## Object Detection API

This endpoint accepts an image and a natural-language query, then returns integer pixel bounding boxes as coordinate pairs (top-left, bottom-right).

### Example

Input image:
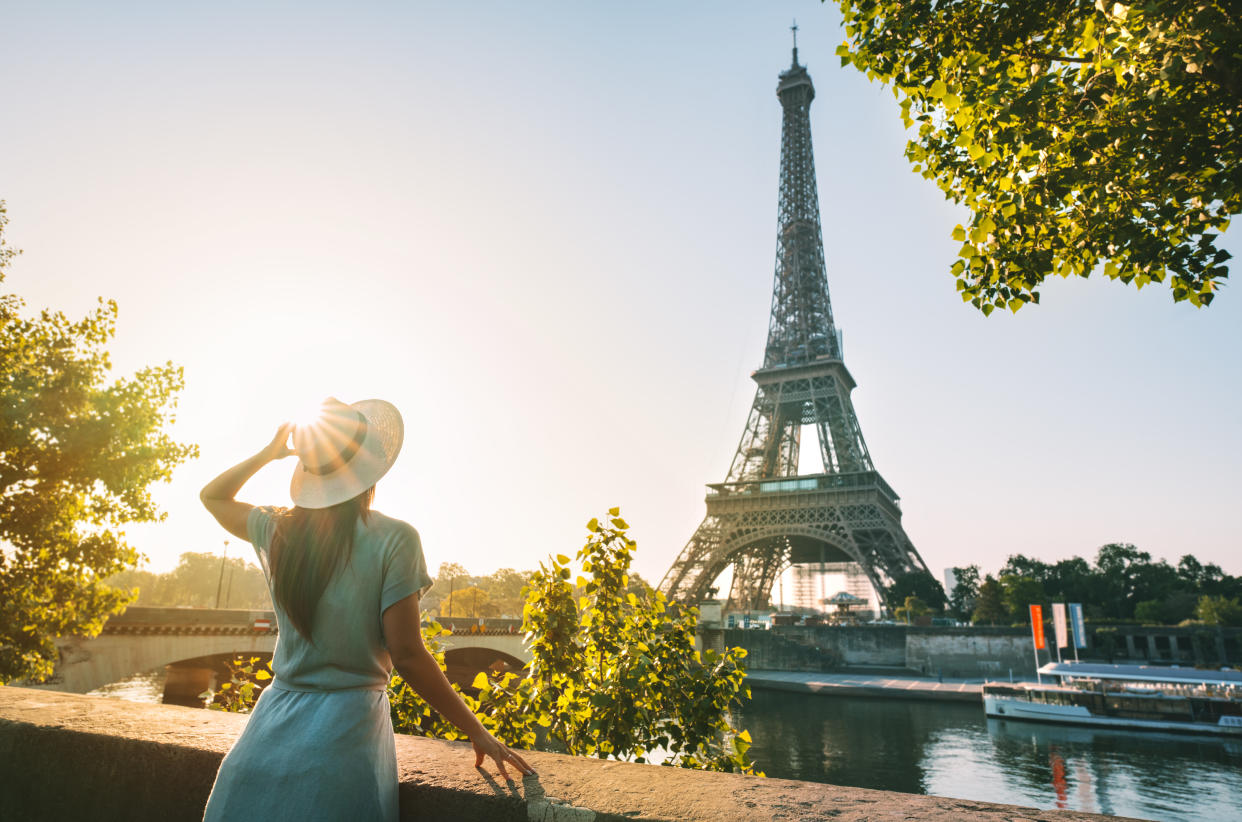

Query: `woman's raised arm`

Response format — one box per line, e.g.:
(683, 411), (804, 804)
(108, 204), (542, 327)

(200, 423), (295, 540)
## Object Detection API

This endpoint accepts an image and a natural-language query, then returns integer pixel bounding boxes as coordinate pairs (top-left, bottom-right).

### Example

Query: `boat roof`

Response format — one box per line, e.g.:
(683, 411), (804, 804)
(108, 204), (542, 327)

(1040, 662), (1242, 686)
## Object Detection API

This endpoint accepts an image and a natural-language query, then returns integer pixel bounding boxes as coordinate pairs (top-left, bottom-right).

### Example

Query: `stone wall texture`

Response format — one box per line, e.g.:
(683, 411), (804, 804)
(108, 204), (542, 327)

(724, 624), (1242, 678)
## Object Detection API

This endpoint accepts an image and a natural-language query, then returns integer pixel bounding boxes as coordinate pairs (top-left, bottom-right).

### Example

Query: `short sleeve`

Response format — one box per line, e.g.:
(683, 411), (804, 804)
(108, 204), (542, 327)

(246, 506), (281, 577)
(381, 523), (433, 613)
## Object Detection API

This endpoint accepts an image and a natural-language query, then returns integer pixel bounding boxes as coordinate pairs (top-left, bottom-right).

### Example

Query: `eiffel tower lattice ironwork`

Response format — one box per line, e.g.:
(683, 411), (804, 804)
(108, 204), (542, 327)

(659, 42), (931, 613)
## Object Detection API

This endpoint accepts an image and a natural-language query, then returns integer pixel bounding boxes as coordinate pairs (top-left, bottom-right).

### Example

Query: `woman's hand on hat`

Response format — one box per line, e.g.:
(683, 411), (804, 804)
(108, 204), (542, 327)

(471, 729), (536, 781)
(259, 422), (296, 463)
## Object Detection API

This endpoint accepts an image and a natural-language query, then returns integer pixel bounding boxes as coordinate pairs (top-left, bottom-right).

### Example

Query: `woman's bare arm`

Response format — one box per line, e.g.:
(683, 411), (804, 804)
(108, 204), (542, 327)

(382, 592), (535, 780)
(200, 423), (294, 540)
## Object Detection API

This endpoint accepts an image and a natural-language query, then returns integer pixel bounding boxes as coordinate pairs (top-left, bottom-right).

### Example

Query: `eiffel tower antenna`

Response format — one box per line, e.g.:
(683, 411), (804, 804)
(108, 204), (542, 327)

(659, 44), (931, 616)
(791, 20), (799, 65)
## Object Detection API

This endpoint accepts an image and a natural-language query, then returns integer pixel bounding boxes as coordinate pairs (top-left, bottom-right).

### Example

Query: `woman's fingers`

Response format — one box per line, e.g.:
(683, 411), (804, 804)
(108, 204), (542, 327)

(269, 422), (295, 459)
(493, 754), (512, 782)
(507, 749), (536, 776)
(473, 739), (536, 780)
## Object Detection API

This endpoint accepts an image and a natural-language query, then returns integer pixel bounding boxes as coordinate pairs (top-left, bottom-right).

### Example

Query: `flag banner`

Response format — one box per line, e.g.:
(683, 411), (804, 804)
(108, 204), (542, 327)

(1052, 603), (1068, 648)
(1030, 604), (1046, 650)
(1069, 602), (1087, 649)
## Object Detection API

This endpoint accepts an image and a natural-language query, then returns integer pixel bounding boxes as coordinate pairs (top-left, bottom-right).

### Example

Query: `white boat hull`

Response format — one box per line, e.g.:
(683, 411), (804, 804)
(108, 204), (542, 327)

(984, 694), (1242, 737)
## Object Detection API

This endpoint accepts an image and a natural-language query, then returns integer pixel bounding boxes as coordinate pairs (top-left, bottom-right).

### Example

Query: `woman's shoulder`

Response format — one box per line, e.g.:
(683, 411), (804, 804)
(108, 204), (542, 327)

(363, 510), (420, 543)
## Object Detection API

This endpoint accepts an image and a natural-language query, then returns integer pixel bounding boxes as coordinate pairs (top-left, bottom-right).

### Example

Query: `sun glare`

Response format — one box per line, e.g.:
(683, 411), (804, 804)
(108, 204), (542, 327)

(290, 398), (328, 431)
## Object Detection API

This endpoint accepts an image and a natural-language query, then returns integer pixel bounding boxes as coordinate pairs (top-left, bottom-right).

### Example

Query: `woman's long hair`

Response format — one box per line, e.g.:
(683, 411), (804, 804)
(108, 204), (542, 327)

(270, 486), (375, 640)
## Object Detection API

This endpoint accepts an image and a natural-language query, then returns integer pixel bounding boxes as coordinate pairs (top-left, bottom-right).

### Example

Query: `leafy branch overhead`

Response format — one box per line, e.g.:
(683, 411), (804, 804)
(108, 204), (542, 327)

(831, 0), (1239, 313)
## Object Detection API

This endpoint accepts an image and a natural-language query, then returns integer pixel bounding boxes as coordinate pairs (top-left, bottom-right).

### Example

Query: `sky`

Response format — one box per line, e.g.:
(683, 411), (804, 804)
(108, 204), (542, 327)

(3, 1), (1239, 592)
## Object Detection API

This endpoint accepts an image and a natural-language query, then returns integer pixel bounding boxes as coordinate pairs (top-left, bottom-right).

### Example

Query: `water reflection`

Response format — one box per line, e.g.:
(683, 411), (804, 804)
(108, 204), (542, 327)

(735, 689), (1242, 822)
(87, 669), (167, 703)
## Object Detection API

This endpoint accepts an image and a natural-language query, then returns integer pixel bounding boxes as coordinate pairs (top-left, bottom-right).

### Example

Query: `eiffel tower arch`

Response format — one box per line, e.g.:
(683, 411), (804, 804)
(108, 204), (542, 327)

(659, 38), (931, 613)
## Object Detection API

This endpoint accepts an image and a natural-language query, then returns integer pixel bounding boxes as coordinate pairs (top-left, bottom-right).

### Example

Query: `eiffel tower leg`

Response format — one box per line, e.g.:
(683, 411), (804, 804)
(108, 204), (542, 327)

(660, 515), (726, 602)
(839, 503), (930, 609)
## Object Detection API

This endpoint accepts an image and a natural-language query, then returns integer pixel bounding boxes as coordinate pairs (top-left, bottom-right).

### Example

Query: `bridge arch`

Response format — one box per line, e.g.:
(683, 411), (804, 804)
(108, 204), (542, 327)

(45, 632), (276, 695)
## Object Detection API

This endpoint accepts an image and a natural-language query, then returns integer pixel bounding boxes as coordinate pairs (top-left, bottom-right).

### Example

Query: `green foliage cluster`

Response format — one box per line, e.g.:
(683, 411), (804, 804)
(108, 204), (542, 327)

(107, 551), (272, 610)
(436, 585), (499, 619)
(886, 569), (948, 611)
(972, 575), (1008, 625)
(0, 203), (197, 684)
(894, 595), (932, 624)
(201, 655), (273, 713)
(426, 561), (653, 621)
(397, 511), (760, 774)
(1195, 594), (1242, 627)
(973, 543), (1242, 624)
(426, 564), (530, 618)
(832, 0), (1239, 312)
(946, 564), (981, 621)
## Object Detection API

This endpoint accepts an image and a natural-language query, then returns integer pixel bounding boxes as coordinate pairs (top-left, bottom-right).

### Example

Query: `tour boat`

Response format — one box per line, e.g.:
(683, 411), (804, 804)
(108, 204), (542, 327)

(983, 662), (1242, 736)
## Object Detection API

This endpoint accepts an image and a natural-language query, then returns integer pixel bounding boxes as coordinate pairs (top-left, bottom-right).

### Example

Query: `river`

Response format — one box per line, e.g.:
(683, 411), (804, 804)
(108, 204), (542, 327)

(89, 670), (1242, 821)
(734, 688), (1242, 822)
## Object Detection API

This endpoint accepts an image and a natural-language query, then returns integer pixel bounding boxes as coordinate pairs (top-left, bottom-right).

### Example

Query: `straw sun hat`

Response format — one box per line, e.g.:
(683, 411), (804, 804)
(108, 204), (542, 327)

(289, 398), (404, 509)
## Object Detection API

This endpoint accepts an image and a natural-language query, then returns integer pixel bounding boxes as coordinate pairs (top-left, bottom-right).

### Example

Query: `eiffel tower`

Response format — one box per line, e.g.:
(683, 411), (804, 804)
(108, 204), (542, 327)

(659, 36), (931, 613)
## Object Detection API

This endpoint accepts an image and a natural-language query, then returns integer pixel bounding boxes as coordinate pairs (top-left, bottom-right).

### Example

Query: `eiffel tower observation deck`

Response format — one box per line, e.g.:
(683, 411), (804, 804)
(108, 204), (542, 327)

(659, 37), (932, 614)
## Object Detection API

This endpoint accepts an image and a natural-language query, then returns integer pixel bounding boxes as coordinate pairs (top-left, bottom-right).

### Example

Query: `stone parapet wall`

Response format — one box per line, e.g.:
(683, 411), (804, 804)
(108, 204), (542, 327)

(723, 625), (1242, 679)
(0, 687), (1124, 822)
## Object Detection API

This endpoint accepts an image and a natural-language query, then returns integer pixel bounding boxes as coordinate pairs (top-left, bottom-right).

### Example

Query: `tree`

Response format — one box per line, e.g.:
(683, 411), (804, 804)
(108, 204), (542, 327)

(999, 574), (1046, 623)
(832, 1), (1239, 313)
(947, 564), (980, 621)
(972, 574), (1006, 625)
(483, 567), (533, 618)
(895, 595), (932, 625)
(1134, 598), (1166, 624)
(1196, 594), (1242, 627)
(1094, 542), (1152, 617)
(436, 585), (498, 619)
(0, 203), (197, 683)
(108, 551), (271, 610)
(394, 510), (760, 774)
(886, 569), (947, 612)
(423, 561), (472, 614)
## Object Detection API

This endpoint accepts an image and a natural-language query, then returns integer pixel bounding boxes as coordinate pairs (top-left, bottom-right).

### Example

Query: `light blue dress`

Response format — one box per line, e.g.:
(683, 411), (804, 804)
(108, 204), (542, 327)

(202, 506), (432, 821)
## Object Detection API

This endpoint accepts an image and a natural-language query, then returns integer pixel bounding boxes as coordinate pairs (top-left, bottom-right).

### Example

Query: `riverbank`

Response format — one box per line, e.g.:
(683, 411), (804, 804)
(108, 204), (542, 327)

(747, 669), (986, 702)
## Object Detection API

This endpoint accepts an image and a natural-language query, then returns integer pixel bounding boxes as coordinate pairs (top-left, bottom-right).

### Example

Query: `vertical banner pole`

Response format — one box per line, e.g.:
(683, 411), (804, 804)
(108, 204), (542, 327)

(1030, 604), (1046, 683)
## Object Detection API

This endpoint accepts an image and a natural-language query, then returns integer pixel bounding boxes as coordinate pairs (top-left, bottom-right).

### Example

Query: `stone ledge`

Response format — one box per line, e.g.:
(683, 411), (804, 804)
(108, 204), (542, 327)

(0, 686), (1132, 822)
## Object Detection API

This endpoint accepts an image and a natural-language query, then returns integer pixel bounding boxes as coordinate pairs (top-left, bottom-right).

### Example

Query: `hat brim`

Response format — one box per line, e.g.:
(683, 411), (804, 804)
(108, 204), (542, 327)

(289, 399), (404, 509)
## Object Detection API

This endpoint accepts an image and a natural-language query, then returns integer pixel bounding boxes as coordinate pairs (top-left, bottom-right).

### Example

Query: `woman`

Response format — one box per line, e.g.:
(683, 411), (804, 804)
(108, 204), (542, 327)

(199, 397), (533, 820)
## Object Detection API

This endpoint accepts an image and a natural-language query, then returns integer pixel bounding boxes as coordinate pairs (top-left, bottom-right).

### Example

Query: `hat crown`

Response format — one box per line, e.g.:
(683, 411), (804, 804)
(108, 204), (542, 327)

(293, 398), (367, 475)
(288, 397), (403, 509)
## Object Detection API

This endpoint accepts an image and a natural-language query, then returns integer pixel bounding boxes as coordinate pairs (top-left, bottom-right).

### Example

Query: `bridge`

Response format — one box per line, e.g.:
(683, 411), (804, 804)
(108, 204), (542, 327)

(33, 607), (530, 700)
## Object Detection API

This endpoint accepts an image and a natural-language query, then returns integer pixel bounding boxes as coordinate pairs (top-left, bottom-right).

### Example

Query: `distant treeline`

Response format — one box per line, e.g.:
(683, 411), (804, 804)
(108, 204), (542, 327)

(109, 552), (272, 610)
(108, 554), (651, 620)
(930, 543), (1242, 627)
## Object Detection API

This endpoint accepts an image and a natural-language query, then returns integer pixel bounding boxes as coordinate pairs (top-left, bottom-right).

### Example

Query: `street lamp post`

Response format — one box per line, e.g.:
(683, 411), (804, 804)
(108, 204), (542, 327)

(215, 540), (229, 609)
